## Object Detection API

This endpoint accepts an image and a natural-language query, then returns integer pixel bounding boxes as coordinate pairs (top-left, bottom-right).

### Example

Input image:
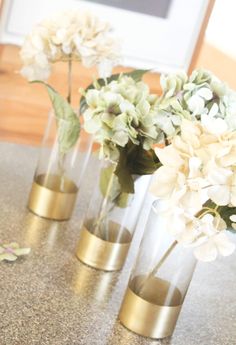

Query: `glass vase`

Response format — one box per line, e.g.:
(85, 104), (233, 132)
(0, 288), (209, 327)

(28, 110), (93, 221)
(119, 200), (197, 339)
(76, 158), (151, 271)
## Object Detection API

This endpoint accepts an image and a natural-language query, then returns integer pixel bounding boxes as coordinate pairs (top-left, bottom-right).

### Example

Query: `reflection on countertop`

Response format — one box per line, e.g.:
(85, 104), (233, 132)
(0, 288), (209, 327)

(0, 142), (236, 345)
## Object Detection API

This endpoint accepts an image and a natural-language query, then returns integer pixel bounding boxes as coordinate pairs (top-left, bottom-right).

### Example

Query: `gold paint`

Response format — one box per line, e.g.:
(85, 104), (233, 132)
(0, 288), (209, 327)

(76, 221), (132, 271)
(119, 275), (183, 339)
(28, 174), (78, 221)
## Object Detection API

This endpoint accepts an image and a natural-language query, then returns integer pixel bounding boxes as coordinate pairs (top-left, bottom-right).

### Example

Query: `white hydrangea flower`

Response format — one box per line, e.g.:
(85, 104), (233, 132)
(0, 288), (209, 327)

(20, 10), (121, 81)
(151, 119), (236, 262)
(193, 215), (235, 262)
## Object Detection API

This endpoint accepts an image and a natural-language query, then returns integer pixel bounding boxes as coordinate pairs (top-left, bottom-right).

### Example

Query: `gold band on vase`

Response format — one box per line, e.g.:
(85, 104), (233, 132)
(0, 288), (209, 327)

(76, 224), (132, 271)
(28, 174), (78, 221)
(119, 276), (183, 339)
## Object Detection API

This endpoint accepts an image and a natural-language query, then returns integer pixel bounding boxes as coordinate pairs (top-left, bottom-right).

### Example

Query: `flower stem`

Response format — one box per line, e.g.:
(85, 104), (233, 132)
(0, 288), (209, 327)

(196, 207), (220, 220)
(93, 170), (116, 239)
(67, 59), (72, 104)
(137, 240), (178, 295)
(58, 152), (66, 192)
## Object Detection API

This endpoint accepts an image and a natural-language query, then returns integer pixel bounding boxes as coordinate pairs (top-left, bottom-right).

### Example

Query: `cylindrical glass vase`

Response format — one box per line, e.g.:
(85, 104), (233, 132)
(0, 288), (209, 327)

(76, 158), (151, 271)
(119, 200), (197, 339)
(28, 111), (93, 221)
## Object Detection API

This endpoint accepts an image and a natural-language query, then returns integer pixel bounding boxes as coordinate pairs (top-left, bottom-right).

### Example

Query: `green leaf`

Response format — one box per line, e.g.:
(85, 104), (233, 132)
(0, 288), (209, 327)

(115, 165), (134, 194)
(80, 69), (150, 114)
(57, 119), (80, 154)
(113, 144), (160, 195)
(124, 69), (150, 82)
(114, 148), (135, 194)
(218, 205), (236, 233)
(202, 200), (236, 234)
(99, 165), (116, 199)
(115, 192), (130, 208)
(31, 81), (80, 153)
(32, 81), (76, 121)
(99, 165), (130, 208)
(128, 146), (161, 175)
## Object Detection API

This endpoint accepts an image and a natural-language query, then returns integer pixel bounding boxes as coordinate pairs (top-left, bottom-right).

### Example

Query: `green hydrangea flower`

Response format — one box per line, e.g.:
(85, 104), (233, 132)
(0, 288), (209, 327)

(83, 75), (163, 160)
(157, 68), (236, 138)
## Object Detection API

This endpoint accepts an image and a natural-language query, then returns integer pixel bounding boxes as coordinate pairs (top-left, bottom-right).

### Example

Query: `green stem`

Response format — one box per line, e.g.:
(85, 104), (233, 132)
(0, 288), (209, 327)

(56, 58), (72, 189)
(58, 152), (66, 192)
(67, 59), (72, 104)
(136, 203), (221, 296)
(93, 170), (116, 239)
(137, 240), (178, 295)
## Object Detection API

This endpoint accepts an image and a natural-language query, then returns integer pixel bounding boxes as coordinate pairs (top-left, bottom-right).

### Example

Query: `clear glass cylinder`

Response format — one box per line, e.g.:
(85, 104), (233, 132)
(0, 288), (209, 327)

(119, 200), (197, 339)
(76, 157), (151, 271)
(28, 110), (93, 221)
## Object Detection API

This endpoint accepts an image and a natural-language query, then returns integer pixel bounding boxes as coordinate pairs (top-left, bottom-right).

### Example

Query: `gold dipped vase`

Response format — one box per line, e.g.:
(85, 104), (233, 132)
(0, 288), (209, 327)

(28, 174), (78, 221)
(76, 222), (132, 271)
(119, 276), (182, 339)
(75, 158), (152, 271)
(27, 110), (93, 221)
(118, 200), (197, 339)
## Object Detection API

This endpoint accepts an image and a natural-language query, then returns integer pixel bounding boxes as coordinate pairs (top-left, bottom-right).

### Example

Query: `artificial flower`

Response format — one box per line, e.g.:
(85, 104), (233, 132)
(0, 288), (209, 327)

(192, 215), (235, 262)
(151, 119), (236, 261)
(20, 9), (120, 81)
(0, 242), (31, 262)
(83, 75), (163, 161)
(156, 68), (236, 138)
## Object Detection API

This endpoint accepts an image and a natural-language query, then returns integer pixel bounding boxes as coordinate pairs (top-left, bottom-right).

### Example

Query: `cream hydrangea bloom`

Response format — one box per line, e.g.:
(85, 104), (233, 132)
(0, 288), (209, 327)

(151, 119), (236, 262)
(20, 10), (120, 81)
(156, 69), (236, 138)
(193, 214), (235, 262)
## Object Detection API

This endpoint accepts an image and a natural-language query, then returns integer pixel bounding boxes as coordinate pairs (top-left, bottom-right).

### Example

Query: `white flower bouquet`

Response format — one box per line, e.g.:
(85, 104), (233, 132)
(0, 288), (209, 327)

(20, 9), (120, 82)
(149, 68), (236, 263)
(20, 9), (121, 220)
(118, 71), (236, 339)
(151, 119), (236, 262)
(20, 9), (120, 154)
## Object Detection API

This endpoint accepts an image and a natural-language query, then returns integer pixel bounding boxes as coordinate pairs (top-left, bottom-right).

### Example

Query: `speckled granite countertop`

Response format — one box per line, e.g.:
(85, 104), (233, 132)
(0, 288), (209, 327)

(0, 142), (236, 345)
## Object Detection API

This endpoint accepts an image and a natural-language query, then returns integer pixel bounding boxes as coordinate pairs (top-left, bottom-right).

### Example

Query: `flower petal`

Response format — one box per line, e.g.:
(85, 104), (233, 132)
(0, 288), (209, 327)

(150, 167), (179, 197)
(155, 146), (183, 168)
(187, 94), (205, 114)
(194, 240), (218, 262)
(207, 185), (230, 205)
(214, 232), (236, 257)
(201, 114), (228, 135)
(197, 87), (213, 100)
(14, 248), (31, 256)
(0, 253), (18, 262)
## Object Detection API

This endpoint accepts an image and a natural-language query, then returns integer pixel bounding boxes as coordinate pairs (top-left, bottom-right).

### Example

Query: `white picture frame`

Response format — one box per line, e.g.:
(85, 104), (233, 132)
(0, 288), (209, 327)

(0, 0), (213, 73)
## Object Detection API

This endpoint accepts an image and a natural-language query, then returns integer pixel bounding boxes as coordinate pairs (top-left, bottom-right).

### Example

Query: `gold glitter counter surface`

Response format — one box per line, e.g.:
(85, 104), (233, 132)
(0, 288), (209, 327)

(0, 142), (236, 345)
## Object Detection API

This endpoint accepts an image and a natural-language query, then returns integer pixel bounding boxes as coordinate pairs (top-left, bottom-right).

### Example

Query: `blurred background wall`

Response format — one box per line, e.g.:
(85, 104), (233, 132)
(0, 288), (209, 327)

(0, 0), (236, 145)
(202, 0), (236, 87)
